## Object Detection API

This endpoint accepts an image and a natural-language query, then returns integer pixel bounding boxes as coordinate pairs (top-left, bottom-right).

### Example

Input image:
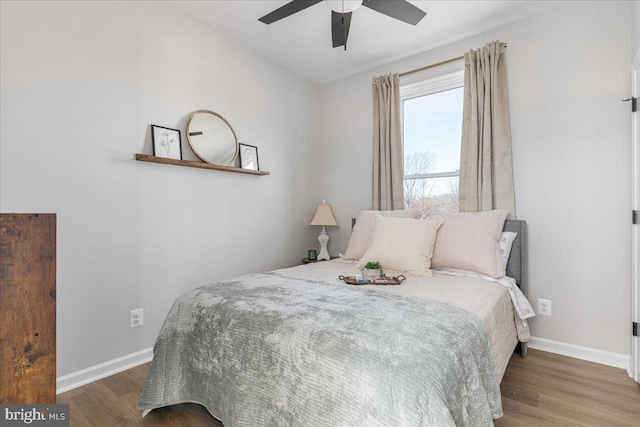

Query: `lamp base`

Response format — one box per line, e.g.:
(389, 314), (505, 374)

(317, 226), (331, 261)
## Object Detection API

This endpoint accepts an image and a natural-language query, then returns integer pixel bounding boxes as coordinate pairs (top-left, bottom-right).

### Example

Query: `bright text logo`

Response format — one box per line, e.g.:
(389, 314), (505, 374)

(0, 405), (68, 426)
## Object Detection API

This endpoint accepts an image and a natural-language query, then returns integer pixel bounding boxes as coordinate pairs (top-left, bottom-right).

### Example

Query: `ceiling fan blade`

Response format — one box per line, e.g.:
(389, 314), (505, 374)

(331, 11), (352, 49)
(362, 0), (426, 25)
(259, 0), (323, 24)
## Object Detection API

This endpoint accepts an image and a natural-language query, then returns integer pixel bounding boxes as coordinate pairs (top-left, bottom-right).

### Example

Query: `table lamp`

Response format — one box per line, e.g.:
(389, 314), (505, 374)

(310, 200), (338, 261)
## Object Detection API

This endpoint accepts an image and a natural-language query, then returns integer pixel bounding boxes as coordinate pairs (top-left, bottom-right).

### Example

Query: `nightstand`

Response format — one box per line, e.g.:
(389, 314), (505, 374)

(302, 256), (338, 264)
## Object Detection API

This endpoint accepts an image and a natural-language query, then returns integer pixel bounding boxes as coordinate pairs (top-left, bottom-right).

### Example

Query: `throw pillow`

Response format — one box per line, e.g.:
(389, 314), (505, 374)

(431, 209), (509, 278)
(358, 216), (444, 276)
(342, 208), (422, 260)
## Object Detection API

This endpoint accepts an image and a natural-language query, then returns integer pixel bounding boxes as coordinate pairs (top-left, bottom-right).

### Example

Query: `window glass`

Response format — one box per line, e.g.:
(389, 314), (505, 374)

(402, 74), (463, 213)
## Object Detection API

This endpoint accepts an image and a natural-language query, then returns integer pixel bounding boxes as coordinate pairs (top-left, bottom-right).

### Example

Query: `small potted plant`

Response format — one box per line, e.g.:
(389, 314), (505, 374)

(361, 261), (383, 279)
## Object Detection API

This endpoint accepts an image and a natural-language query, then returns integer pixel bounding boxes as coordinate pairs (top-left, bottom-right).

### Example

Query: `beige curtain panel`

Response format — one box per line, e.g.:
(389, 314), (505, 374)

(459, 41), (516, 218)
(372, 73), (404, 211)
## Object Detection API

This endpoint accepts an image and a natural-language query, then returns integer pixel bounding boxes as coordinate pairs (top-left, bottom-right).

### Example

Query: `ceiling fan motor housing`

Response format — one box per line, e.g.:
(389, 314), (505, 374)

(325, 0), (363, 13)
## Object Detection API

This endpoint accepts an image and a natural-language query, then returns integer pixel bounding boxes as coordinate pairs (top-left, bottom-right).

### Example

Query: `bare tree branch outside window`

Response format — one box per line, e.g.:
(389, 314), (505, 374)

(403, 151), (459, 213)
(403, 151), (436, 208)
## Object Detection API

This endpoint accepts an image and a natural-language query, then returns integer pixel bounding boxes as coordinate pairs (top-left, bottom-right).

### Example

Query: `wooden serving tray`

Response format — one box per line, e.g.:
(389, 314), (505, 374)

(338, 275), (406, 286)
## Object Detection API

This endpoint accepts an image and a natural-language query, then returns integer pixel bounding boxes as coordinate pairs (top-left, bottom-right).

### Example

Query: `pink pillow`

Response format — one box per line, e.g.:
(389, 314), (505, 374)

(431, 209), (509, 278)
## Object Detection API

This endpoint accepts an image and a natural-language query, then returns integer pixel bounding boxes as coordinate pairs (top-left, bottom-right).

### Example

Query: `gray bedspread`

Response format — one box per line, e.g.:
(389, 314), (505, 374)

(138, 272), (502, 426)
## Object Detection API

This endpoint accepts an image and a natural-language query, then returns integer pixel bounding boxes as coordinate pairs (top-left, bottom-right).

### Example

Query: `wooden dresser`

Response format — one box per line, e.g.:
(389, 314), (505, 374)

(0, 213), (56, 403)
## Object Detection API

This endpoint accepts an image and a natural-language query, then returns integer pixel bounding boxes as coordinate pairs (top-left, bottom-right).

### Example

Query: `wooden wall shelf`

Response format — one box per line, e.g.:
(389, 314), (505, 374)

(135, 154), (270, 176)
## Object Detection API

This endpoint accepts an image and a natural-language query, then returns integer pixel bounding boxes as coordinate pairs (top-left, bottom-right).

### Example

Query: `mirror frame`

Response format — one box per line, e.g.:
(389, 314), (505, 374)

(186, 110), (239, 166)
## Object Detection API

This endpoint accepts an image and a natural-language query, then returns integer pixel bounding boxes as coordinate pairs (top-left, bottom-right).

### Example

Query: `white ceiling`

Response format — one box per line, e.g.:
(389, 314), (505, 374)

(164, 1), (553, 85)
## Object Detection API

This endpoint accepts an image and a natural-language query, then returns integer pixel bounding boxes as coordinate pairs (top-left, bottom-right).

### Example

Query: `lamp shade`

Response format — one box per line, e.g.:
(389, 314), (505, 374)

(310, 201), (338, 226)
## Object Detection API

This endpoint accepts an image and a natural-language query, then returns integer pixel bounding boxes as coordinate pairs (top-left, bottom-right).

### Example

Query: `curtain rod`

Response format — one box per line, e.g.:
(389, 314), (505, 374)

(399, 43), (508, 78)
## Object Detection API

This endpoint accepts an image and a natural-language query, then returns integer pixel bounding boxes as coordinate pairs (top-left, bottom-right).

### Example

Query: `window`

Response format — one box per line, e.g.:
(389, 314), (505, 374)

(401, 71), (464, 213)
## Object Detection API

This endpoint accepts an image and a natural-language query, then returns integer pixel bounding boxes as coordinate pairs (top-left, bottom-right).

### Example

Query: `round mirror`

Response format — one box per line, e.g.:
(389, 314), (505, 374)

(186, 110), (239, 166)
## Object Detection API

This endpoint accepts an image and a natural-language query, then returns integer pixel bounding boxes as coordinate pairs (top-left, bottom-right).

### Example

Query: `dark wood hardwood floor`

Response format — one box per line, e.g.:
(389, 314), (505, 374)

(57, 349), (640, 426)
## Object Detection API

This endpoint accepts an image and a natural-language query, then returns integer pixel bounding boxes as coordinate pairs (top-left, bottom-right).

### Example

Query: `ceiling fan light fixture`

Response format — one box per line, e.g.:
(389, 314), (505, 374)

(325, 0), (363, 13)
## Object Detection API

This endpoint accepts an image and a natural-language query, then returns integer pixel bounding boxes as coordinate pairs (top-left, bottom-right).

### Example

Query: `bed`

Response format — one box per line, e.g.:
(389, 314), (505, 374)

(138, 215), (531, 426)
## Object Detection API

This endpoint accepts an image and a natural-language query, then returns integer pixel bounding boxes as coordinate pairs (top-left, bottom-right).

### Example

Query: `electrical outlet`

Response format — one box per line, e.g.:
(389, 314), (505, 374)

(538, 299), (552, 316)
(130, 308), (143, 328)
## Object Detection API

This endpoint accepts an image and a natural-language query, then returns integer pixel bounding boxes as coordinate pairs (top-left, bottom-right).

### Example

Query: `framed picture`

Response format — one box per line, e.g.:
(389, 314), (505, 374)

(239, 143), (260, 170)
(151, 125), (182, 160)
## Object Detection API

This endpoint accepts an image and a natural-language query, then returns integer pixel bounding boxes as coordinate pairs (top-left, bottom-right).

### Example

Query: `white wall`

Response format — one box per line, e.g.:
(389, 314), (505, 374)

(320, 2), (633, 356)
(0, 1), (320, 377)
(1, 0), (633, 379)
(633, 1), (640, 60)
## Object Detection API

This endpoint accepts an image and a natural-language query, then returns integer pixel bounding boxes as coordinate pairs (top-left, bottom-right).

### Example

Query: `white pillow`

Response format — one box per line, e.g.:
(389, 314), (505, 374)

(342, 208), (422, 260)
(358, 216), (444, 276)
(431, 209), (509, 278)
(500, 231), (517, 269)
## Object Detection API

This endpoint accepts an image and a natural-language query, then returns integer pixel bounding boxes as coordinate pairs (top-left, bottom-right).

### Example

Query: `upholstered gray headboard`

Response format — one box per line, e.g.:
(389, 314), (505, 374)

(503, 219), (527, 296)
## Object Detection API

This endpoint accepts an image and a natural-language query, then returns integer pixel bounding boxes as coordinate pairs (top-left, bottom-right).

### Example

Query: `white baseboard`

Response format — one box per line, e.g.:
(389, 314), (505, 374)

(56, 347), (153, 395)
(529, 336), (630, 371)
(55, 338), (632, 394)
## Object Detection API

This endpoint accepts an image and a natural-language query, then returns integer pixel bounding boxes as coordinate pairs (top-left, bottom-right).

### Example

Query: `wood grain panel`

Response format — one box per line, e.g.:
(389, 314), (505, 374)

(0, 213), (56, 403)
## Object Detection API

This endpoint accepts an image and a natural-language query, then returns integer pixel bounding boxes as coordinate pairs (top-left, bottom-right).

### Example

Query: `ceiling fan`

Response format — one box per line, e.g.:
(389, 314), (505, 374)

(258, 0), (427, 50)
